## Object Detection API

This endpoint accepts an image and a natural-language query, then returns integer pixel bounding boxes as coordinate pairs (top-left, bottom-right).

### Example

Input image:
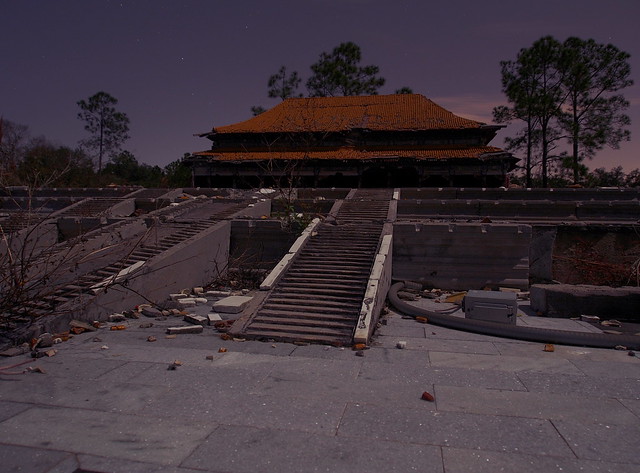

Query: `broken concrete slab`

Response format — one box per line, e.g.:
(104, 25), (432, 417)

(141, 307), (163, 318)
(166, 325), (204, 335)
(213, 295), (253, 314)
(530, 284), (640, 319)
(177, 298), (197, 307)
(184, 314), (208, 325)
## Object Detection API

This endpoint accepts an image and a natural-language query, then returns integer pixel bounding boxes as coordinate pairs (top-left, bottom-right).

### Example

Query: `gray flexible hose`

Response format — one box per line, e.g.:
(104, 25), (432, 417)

(388, 282), (640, 350)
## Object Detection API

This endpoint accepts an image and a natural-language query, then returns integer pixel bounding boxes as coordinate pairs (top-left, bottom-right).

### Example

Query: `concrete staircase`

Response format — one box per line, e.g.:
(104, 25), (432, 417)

(235, 189), (393, 345)
(21, 200), (251, 316)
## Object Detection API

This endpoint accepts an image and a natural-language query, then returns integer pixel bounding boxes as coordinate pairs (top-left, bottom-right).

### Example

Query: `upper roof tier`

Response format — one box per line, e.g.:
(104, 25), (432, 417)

(206, 94), (493, 135)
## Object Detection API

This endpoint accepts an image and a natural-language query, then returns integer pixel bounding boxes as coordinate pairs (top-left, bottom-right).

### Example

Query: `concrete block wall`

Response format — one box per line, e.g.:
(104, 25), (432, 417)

(393, 222), (532, 290)
(230, 220), (301, 270)
(399, 187), (640, 201)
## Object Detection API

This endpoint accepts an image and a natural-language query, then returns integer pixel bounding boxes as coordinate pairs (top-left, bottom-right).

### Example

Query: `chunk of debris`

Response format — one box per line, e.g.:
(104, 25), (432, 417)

(543, 344), (555, 352)
(214, 320), (234, 332)
(69, 320), (97, 333)
(108, 313), (127, 323)
(415, 316), (428, 324)
(218, 347), (228, 353)
(421, 391), (435, 402)
(352, 343), (367, 351)
(355, 350), (365, 357)
(35, 333), (54, 349)
(139, 322), (153, 329)
(184, 314), (208, 325)
(396, 341), (407, 349)
(141, 307), (163, 318)
(207, 313), (222, 325)
(580, 315), (600, 323)
(213, 295), (253, 314)
(444, 292), (466, 304)
(206, 290), (232, 297)
(166, 325), (204, 335)
(147, 336), (157, 342)
(177, 298), (197, 307)
(110, 325), (127, 331)
(601, 320), (622, 327)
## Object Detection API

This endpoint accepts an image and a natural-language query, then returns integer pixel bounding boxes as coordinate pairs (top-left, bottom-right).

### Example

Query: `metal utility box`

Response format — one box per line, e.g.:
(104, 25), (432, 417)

(462, 290), (518, 325)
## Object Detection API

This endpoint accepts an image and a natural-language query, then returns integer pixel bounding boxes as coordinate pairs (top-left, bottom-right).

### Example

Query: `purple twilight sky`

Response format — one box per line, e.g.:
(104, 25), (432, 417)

(2, 0), (639, 172)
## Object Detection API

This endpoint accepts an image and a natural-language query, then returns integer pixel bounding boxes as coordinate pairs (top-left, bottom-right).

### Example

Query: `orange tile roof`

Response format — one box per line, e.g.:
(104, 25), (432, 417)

(209, 94), (485, 134)
(194, 146), (506, 162)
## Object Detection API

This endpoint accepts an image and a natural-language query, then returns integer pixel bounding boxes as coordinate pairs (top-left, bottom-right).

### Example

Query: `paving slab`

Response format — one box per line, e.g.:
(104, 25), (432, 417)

(618, 398), (640, 417)
(442, 446), (640, 473)
(338, 402), (574, 457)
(0, 399), (31, 422)
(374, 322), (427, 338)
(358, 361), (528, 391)
(429, 350), (584, 374)
(517, 315), (603, 333)
(289, 344), (364, 361)
(213, 295), (253, 314)
(12, 355), (128, 380)
(256, 365), (437, 409)
(65, 454), (216, 473)
(570, 358), (640, 379)
(552, 420), (640, 464)
(492, 340), (639, 361)
(516, 371), (640, 400)
(435, 385), (637, 425)
(0, 443), (74, 473)
(182, 424), (444, 473)
(0, 406), (215, 466)
(112, 360), (272, 392)
(375, 335), (500, 354)
(74, 454), (215, 473)
(0, 375), (168, 414)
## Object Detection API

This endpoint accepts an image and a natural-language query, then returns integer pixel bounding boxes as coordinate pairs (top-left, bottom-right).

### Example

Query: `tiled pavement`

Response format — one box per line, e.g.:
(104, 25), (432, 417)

(1, 309), (639, 473)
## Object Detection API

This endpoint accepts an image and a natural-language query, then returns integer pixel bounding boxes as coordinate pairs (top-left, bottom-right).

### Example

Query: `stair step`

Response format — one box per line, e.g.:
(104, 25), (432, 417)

(259, 304), (358, 317)
(245, 323), (352, 338)
(253, 315), (355, 329)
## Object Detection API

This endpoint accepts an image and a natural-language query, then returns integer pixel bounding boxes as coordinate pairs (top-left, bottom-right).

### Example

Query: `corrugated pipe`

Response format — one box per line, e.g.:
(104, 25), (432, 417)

(388, 282), (640, 350)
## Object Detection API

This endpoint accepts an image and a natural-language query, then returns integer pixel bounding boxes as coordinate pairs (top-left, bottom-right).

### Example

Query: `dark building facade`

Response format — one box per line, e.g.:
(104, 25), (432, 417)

(188, 94), (517, 188)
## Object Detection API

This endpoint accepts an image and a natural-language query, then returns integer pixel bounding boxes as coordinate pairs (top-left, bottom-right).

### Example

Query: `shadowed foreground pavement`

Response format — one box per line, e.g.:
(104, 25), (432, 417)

(1, 308), (639, 473)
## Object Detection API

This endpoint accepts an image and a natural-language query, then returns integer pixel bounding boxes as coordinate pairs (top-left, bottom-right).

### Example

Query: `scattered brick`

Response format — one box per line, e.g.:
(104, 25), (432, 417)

(421, 391), (435, 402)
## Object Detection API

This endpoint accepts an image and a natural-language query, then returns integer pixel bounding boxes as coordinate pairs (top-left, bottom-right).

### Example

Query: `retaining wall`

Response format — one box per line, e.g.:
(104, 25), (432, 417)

(393, 222), (532, 290)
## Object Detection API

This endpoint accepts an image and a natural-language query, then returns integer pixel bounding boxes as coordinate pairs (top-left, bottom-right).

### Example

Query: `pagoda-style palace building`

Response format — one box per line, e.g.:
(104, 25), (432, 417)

(188, 94), (517, 188)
